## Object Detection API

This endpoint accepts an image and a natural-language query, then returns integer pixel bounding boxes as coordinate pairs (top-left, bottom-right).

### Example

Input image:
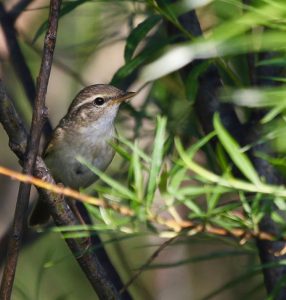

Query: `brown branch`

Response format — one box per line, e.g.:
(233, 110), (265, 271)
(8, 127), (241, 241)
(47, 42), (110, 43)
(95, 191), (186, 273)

(0, 3), (129, 297)
(0, 164), (285, 243)
(0, 165), (134, 217)
(32, 160), (121, 300)
(1, 3), (128, 293)
(0, 1), (61, 299)
(0, 79), (121, 299)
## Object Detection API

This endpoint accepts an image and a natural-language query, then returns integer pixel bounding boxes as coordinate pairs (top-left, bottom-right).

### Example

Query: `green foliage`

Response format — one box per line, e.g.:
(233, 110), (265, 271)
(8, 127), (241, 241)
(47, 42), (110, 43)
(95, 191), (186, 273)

(60, 115), (286, 241)
(124, 15), (162, 62)
(9, 0), (286, 298)
(214, 113), (261, 185)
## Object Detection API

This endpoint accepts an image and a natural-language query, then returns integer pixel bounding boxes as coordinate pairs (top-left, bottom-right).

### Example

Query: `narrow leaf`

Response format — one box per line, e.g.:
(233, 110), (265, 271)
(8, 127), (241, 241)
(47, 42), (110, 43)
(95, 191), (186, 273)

(77, 156), (136, 201)
(146, 116), (167, 206)
(132, 140), (144, 201)
(124, 15), (161, 62)
(213, 113), (261, 185)
(117, 135), (151, 162)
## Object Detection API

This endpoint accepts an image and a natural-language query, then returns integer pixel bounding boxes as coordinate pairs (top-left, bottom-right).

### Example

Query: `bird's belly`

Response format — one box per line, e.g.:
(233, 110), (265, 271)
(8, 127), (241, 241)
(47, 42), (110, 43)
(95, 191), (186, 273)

(45, 139), (115, 189)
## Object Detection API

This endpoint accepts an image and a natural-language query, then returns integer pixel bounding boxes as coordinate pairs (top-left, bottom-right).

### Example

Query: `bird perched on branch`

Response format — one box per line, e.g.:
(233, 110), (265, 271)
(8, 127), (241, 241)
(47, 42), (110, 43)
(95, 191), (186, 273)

(30, 84), (135, 225)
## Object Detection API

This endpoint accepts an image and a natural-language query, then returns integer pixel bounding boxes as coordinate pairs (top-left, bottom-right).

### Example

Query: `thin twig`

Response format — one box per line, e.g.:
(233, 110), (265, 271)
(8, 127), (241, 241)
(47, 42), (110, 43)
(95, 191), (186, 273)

(0, 164), (284, 243)
(0, 165), (134, 217)
(0, 1), (61, 299)
(120, 236), (177, 294)
(4, 8), (129, 294)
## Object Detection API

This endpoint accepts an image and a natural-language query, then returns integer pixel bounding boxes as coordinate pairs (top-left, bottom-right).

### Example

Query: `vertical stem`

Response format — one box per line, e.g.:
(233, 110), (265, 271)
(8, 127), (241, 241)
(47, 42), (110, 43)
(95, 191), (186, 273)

(0, 1), (61, 299)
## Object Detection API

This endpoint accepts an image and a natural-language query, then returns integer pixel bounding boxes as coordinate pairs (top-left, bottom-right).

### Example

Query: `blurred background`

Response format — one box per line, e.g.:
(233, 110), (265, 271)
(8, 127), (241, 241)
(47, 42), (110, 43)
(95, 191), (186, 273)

(2, 0), (285, 299)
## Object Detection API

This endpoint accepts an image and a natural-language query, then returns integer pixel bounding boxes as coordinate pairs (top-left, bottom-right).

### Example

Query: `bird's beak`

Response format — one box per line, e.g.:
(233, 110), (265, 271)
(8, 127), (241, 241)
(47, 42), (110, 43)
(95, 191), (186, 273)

(115, 91), (136, 103)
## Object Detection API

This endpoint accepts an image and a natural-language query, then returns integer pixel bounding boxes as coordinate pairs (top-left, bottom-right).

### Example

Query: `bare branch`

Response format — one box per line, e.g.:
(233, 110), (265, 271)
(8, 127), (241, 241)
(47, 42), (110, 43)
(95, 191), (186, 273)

(0, 1), (61, 299)
(0, 164), (285, 243)
(0, 82), (121, 299)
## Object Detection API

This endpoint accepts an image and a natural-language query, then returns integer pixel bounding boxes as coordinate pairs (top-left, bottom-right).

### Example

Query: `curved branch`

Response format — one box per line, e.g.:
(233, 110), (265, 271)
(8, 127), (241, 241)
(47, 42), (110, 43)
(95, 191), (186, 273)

(0, 81), (120, 299)
(0, 1), (131, 296)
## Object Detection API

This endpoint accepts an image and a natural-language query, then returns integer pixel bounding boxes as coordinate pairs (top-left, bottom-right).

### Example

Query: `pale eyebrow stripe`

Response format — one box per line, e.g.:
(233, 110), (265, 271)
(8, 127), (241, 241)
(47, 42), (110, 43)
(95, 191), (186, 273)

(72, 94), (105, 111)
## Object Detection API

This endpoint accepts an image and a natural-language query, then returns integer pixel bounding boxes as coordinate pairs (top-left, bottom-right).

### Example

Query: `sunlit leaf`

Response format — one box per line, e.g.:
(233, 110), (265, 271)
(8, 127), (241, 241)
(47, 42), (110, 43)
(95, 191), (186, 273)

(131, 140), (144, 201)
(214, 113), (261, 185)
(112, 39), (166, 85)
(146, 116), (167, 207)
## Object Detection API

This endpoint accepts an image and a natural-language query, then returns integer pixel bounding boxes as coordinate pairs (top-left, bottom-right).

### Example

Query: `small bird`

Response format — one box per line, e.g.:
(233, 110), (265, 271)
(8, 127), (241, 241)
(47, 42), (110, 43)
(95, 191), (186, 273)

(30, 84), (135, 225)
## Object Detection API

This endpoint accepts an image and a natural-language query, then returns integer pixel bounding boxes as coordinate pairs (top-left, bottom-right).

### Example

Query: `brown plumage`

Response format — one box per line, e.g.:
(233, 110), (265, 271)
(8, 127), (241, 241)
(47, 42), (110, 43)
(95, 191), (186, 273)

(30, 84), (135, 225)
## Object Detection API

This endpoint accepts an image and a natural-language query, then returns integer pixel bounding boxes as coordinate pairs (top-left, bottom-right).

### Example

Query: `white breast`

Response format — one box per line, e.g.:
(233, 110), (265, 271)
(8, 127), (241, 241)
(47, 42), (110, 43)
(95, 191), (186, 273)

(45, 119), (116, 189)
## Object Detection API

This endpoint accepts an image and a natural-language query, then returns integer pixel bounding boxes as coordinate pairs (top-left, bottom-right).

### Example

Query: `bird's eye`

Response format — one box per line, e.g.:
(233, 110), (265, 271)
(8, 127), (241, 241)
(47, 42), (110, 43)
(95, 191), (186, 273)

(93, 97), (105, 106)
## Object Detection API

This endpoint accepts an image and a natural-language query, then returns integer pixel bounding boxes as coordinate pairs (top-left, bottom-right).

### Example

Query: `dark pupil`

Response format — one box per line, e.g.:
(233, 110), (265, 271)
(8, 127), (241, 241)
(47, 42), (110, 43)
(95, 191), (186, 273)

(94, 97), (105, 106)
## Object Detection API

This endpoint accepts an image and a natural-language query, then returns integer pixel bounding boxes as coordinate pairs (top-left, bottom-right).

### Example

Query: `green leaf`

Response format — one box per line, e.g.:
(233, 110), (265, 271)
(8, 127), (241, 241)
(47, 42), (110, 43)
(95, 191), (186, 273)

(158, 165), (169, 195)
(187, 131), (216, 159)
(131, 140), (144, 201)
(239, 192), (252, 215)
(184, 199), (202, 214)
(154, 0), (286, 80)
(146, 116), (167, 207)
(216, 143), (232, 177)
(261, 103), (286, 123)
(173, 186), (229, 198)
(117, 135), (151, 162)
(109, 140), (132, 162)
(172, 131), (215, 175)
(207, 186), (226, 211)
(169, 168), (187, 192)
(213, 113), (261, 185)
(111, 40), (165, 85)
(271, 211), (286, 225)
(77, 156), (136, 201)
(124, 15), (161, 62)
(185, 61), (211, 103)
(274, 197), (286, 211)
(256, 56), (286, 67)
